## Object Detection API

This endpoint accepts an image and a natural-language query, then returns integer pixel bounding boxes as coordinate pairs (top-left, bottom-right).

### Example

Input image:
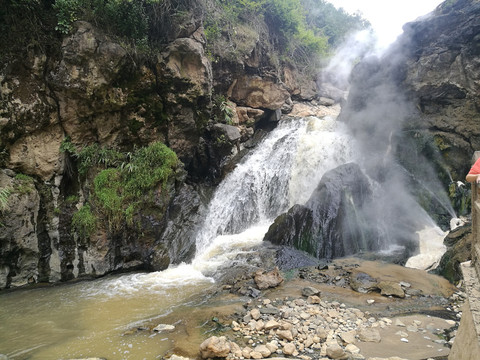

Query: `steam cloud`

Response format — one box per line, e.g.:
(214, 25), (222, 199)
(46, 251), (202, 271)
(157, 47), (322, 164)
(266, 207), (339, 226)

(322, 27), (455, 258)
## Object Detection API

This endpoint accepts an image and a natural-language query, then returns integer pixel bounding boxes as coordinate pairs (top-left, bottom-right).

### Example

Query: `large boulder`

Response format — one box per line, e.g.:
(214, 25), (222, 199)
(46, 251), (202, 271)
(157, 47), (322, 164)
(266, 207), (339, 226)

(228, 75), (290, 110)
(254, 267), (284, 289)
(199, 336), (232, 359)
(264, 163), (380, 260)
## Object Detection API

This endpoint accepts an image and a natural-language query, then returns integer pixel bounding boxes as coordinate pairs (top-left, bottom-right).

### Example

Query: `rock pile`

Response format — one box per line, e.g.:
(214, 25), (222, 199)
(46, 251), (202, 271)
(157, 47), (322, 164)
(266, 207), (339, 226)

(200, 289), (389, 360)
(199, 286), (462, 360)
(228, 294), (387, 360)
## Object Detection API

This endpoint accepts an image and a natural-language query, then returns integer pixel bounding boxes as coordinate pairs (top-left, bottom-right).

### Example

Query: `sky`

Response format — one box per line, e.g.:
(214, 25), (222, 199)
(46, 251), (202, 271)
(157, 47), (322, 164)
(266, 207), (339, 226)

(327, 0), (444, 48)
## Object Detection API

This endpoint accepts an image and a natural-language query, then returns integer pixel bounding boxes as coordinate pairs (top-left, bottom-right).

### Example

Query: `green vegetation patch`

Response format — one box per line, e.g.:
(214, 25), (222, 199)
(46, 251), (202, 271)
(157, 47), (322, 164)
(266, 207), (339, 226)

(14, 174), (35, 195)
(60, 137), (178, 233)
(204, 0), (369, 72)
(72, 203), (97, 240)
(92, 142), (178, 231)
(0, 187), (11, 213)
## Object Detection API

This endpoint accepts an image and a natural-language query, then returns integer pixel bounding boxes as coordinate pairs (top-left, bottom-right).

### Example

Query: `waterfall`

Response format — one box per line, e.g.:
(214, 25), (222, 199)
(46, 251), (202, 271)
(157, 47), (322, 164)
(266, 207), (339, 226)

(193, 115), (356, 265)
(49, 115), (355, 299)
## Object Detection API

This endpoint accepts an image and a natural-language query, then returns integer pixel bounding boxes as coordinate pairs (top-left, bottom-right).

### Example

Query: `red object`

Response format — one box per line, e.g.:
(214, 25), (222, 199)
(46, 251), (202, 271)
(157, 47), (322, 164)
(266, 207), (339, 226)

(469, 157), (480, 175)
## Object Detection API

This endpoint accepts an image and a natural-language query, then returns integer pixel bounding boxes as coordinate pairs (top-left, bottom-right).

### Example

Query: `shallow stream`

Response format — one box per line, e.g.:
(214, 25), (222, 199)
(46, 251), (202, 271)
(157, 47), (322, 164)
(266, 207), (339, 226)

(0, 115), (444, 359)
(0, 116), (356, 359)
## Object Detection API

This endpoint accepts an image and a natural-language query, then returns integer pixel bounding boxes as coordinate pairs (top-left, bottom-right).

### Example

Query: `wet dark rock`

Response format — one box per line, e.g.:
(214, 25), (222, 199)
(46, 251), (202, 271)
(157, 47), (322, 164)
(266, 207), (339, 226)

(443, 223), (471, 247)
(434, 223), (472, 283)
(274, 246), (321, 271)
(155, 184), (207, 269)
(213, 123), (241, 142)
(264, 163), (380, 260)
(264, 205), (314, 252)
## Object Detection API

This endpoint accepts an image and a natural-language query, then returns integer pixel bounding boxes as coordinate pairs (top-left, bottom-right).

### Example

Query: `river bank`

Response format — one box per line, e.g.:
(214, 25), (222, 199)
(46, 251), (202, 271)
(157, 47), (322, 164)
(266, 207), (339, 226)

(116, 257), (462, 360)
(0, 249), (463, 360)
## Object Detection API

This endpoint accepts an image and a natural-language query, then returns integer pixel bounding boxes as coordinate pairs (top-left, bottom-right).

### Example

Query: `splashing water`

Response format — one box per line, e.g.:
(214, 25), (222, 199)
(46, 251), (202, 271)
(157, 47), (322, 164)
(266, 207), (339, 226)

(195, 116), (356, 257)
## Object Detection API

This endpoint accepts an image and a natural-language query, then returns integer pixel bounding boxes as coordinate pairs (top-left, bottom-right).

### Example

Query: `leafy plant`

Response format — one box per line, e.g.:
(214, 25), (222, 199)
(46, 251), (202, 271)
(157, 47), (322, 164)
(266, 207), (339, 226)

(72, 204), (97, 240)
(92, 142), (178, 231)
(220, 100), (234, 125)
(61, 140), (125, 176)
(60, 136), (78, 155)
(213, 95), (235, 124)
(53, 0), (80, 34)
(0, 187), (11, 213)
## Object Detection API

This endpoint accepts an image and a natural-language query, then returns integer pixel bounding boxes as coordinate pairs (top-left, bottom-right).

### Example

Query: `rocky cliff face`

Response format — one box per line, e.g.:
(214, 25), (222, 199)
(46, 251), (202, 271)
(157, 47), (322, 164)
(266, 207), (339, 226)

(401, 0), (480, 182)
(0, 5), (321, 288)
(340, 0), (480, 224)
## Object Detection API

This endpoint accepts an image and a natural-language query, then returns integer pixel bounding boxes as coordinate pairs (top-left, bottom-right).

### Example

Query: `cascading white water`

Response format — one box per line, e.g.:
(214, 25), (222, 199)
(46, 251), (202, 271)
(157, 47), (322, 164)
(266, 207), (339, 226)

(193, 115), (356, 269)
(60, 114), (356, 297)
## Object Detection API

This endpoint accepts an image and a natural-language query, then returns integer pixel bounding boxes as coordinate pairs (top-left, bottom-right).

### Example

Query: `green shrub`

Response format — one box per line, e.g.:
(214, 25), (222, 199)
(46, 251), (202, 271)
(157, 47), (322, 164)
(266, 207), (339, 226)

(14, 174), (35, 195)
(72, 204), (97, 239)
(124, 141), (178, 196)
(53, 0), (80, 34)
(92, 142), (178, 231)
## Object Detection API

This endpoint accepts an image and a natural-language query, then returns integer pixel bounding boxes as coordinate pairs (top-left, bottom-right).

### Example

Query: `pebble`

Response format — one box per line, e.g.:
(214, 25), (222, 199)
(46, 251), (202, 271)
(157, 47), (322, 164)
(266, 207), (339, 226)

(406, 325), (418, 333)
(345, 343), (360, 354)
(153, 324), (175, 332)
(283, 343), (296, 355)
(251, 309), (261, 320)
(326, 343), (346, 359)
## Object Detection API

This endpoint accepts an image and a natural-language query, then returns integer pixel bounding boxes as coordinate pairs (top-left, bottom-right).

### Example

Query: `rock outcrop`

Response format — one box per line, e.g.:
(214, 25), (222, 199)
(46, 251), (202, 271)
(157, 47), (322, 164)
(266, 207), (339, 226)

(264, 163), (383, 260)
(340, 0), (480, 222)
(0, 19), (222, 287)
(0, 1), (322, 288)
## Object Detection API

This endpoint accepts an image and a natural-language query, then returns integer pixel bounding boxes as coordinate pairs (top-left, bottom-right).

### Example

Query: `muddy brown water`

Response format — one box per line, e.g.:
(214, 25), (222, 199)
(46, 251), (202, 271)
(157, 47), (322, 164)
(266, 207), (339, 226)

(0, 270), (220, 359)
(0, 258), (458, 360)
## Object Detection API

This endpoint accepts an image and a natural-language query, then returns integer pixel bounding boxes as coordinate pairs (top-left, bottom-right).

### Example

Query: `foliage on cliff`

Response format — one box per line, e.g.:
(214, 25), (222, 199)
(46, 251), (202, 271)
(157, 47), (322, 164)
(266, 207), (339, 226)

(1, 0), (369, 72)
(63, 140), (179, 233)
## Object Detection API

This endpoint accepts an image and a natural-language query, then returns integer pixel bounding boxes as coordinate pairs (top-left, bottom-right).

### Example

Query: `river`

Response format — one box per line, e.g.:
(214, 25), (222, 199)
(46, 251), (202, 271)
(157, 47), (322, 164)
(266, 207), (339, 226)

(0, 115), (357, 359)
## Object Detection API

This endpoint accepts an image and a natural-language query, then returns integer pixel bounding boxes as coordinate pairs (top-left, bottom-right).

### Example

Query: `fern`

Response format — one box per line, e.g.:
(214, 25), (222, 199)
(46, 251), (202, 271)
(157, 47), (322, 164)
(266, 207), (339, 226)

(0, 187), (11, 213)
